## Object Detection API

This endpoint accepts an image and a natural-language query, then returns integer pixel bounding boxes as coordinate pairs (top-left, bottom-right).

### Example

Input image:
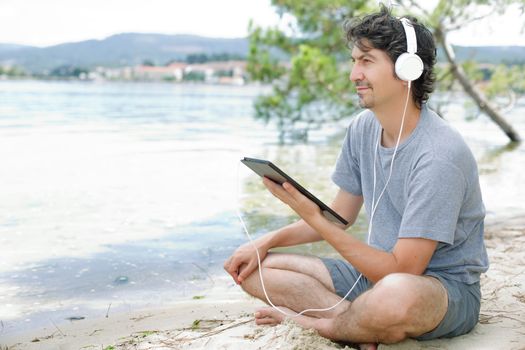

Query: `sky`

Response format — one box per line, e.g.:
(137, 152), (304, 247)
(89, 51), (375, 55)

(0, 0), (523, 47)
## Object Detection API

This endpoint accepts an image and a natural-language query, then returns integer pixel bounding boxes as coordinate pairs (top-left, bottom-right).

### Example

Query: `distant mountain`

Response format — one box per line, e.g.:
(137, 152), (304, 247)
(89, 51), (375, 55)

(451, 46), (525, 65)
(0, 33), (524, 74)
(0, 33), (249, 73)
(0, 43), (34, 52)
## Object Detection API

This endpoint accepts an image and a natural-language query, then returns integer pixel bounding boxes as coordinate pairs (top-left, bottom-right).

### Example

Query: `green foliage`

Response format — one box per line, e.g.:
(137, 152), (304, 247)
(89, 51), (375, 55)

(0, 65), (26, 77)
(461, 61), (485, 83)
(50, 65), (88, 78)
(436, 60), (525, 98)
(142, 59), (155, 66)
(191, 319), (201, 329)
(185, 53), (245, 64)
(249, 0), (525, 142)
(214, 69), (234, 77)
(254, 44), (356, 142)
(248, 1), (374, 142)
(246, 24), (287, 83)
(485, 64), (525, 96)
(183, 71), (206, 81)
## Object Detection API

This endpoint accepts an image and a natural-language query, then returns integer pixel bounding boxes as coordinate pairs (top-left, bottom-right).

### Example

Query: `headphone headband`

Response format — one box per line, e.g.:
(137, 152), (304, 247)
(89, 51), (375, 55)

(399, 18), (417, 54)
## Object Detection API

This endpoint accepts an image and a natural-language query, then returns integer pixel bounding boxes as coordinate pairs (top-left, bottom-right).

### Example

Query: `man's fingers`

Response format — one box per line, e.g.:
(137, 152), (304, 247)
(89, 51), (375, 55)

(223, 257), (230, 271)
(282, 182), (300, 197)
(262, 177), (281, 196)
(224, 257), (241, 284)
(263, 178), (294, 203)
(238, 260), (258, 283)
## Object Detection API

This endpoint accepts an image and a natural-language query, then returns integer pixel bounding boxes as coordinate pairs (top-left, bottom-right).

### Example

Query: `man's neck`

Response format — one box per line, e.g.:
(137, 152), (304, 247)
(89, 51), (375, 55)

(372, 99), (421, 148)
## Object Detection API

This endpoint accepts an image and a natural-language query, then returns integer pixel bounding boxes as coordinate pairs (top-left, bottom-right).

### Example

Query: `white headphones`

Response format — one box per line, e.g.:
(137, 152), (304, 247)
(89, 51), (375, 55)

(395, 18), (424, 82)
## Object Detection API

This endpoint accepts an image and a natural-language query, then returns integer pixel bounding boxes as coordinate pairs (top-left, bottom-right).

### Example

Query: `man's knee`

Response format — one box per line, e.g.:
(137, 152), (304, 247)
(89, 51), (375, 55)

(239, 262), (286, 299)
(259, 252), (302, 269)
(239, 265), (266, 296)
(368, 273), (415, 315)
(239, 253), (283, 293)
(359, 273), (419, 342)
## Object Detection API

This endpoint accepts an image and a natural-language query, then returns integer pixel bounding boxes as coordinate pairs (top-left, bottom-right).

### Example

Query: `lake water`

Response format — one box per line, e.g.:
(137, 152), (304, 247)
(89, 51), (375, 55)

(0, 80), (524, 337)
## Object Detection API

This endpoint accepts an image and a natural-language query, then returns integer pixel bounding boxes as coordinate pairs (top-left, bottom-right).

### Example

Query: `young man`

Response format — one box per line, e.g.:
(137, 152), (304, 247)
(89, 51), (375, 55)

(224, 6), (488, 348)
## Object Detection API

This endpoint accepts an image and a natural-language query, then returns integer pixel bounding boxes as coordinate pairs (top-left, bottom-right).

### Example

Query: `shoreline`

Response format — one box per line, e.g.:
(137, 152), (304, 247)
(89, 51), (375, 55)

(3, 217), (525, 350)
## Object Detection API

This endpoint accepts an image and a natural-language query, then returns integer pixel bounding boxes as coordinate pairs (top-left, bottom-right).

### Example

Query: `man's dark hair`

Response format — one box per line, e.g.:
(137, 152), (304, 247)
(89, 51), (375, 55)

(344, 5), (436, 108)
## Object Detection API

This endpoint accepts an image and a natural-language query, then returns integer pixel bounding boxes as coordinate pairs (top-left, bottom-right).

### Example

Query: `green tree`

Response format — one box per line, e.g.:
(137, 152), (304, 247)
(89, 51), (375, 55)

(142, 59), (155, 66)
(186, 53), (208, 64)
(248, 1), (373, 142)
(183, 71), (206, 81)
(50, 65), (88, 78)
(185, 53), (246, 64)
(0, 65), (27, 77)
(248, 0), (524, 143)
(402, 0), (523, 142)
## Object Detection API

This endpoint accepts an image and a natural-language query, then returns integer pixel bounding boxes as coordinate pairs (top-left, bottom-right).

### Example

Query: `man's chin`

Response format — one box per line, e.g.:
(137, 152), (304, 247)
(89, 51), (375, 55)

(358, 99), (372, 109)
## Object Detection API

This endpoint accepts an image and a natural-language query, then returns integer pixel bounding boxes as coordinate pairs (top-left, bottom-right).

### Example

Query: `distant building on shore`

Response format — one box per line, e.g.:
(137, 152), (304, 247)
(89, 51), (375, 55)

(91, 61), (248, 85)
(132, 63), (186, 82)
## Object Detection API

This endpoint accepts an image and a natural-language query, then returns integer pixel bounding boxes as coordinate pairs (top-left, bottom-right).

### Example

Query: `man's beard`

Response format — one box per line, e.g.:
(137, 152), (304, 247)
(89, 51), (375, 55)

(356, 81), (373, 108)
(358, 92), (373, 108)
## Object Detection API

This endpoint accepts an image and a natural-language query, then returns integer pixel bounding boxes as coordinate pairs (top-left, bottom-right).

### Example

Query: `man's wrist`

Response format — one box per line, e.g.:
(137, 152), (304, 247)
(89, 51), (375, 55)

(307, 211), (334, 236)
(264, 224), (295, 249)
(257, 231), (278, 251)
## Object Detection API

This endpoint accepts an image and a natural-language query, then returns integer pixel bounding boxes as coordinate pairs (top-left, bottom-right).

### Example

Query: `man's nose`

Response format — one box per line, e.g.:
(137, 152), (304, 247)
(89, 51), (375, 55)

(349, 64), (363, 82)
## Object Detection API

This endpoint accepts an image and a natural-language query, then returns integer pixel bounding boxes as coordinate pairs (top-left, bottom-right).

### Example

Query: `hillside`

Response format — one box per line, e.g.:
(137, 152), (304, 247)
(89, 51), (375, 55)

(0, 43), (32, 52)
(0, 34), (249, 73)
(439, 46), (525, 65)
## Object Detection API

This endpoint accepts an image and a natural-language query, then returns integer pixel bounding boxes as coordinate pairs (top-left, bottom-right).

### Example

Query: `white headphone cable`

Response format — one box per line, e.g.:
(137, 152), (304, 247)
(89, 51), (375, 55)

(236, 82), (412, 318)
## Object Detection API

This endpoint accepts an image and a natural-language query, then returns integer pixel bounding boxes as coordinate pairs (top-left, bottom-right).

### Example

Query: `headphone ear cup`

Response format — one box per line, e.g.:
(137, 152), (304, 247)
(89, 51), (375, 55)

(395, 53), (424, 82)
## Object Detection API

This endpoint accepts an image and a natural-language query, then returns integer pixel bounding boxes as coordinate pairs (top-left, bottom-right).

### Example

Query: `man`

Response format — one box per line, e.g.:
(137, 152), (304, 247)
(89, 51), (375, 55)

(224, 5), (488, 348)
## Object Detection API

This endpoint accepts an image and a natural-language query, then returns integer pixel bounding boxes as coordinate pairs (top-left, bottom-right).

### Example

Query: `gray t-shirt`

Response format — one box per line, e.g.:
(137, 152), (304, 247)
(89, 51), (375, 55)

(332, 105), (489, 284)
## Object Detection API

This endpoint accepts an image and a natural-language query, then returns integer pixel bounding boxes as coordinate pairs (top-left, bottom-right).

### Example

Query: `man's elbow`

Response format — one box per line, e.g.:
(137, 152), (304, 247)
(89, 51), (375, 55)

(391, 254), (429, 276)
(396, 263), (428, 276)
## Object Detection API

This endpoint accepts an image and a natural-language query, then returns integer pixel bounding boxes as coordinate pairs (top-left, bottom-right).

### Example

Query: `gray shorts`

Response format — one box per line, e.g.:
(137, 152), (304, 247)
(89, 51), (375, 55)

(321, 258), (481, 340)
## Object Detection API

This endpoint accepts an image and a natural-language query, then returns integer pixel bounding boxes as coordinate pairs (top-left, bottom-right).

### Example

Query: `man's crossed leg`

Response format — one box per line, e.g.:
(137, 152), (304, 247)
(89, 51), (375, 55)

(240, 253), (448, 348)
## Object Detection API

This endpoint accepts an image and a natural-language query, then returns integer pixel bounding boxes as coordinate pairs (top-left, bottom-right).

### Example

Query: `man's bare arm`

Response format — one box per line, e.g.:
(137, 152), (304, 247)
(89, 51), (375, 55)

(263, 178), (438, 283)
(224, 188), (363, 284)
(267, 189), (363, 248)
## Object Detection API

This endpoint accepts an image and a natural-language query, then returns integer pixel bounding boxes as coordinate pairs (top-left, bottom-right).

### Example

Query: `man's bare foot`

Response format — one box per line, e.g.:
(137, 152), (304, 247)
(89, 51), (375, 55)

(255, 306), (378, 350)
(254, 306), (293, 325)
(254, 306), (326, 332)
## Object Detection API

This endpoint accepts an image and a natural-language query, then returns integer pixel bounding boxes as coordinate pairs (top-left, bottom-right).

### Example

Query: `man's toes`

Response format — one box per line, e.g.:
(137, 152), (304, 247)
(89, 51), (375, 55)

(359, 343), (378, 350)
(255, 307), (278, 319)
(254, 307), (287, 325)
(255, 316), (280, 325)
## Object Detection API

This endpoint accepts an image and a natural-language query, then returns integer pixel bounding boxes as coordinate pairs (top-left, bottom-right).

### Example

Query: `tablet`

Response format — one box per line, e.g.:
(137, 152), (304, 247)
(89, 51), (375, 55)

(241, 157), (348, 225)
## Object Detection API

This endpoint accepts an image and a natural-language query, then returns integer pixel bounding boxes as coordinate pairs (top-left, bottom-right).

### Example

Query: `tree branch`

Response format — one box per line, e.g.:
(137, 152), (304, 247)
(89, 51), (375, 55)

(435, 25), (521, 143)
(401, 0), (432, 18)
(445, 11), (494, 32)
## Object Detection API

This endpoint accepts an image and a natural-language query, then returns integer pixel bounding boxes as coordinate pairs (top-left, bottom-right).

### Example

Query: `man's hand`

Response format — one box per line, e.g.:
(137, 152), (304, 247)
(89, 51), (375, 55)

(224, 178), (327, 285)
(262, 177), (323, 222)
(223, 240), (269, 285)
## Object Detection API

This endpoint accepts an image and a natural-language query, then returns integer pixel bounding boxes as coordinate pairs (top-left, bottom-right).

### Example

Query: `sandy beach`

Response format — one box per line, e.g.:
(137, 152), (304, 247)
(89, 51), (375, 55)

(3, 215), (524, 350)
